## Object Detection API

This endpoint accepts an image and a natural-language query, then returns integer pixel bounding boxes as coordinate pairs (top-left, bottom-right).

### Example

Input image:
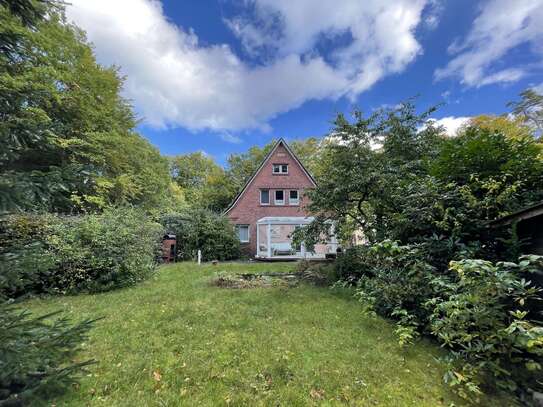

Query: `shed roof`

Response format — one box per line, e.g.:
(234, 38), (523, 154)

(488, 201), (543, 227)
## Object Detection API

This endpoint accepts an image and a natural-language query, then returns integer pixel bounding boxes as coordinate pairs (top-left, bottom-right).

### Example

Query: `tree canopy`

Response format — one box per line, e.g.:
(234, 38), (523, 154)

(508, 89), (543, 138)
(296, 99), (543, 260)
(0, 1), (176, 213)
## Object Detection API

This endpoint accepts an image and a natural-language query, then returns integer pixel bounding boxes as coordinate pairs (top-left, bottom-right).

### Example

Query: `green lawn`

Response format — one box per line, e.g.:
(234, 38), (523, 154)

(23, 262), (507, 406)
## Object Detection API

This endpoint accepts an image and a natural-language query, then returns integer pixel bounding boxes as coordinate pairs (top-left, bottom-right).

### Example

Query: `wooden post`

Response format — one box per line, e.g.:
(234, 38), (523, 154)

(197, 250), (201, 265)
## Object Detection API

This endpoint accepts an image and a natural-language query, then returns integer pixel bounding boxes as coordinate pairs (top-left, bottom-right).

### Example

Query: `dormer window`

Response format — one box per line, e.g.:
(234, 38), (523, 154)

(273, 164), (288, 174)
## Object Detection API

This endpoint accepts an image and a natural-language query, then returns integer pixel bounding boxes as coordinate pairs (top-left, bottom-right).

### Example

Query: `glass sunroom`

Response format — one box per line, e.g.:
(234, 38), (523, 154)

(256, 216), (339, 260)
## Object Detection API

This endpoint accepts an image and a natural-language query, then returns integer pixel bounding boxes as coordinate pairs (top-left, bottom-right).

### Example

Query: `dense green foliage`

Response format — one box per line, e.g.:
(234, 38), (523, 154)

(351, 242), (543, 401)
(429, 256), (543, 400)
(0, 3), (172, 406)
(1, 208), (163, 298)
(0, 1), (176, 214)
(299, 94), (543, 401)
(297, 101), (543, 253)
(169, 152), (236, 213)
(0, 306), (95, 406)
(160, 210), (240, 261)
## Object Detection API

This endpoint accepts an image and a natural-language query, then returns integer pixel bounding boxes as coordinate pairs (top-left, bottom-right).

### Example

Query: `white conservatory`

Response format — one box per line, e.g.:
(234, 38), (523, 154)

(255, 216), (339, 260)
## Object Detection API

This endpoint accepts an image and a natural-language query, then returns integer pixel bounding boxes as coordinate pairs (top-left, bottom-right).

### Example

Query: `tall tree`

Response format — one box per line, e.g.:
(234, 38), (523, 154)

(508, 89), (543, 138)
(297, 104), (441, 243)
(0, 1), (173, 213)
(468, 115), (534, 141)
(296, 101), (543, 257)
(170, 152), (236, 213)
(226, 143), (276, 192)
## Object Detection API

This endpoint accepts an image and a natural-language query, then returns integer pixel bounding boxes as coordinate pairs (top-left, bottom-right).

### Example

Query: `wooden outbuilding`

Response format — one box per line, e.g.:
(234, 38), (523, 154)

(489, 201), (543, 255)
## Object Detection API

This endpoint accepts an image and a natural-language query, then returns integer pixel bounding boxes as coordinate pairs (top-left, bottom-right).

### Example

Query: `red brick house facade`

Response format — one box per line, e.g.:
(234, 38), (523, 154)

(224, 138), (337, 259)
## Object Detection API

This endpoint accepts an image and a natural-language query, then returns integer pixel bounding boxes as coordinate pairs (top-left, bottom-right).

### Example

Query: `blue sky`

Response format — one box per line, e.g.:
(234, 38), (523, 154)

(66, 0), (543, 165)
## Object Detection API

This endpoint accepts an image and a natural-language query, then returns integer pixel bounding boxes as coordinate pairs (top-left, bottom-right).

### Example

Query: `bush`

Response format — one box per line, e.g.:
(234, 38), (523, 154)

(0, 214), (56, 298)
(349, 240), (543, 402)
(296, 260), (337, 285)
(0, 208), (164, 297)
(0, 303), (95, 406)
(45, 209), (163, 293)
(354, 241), (442, 345)
(160, 209), (240, 261)
(426, 256), (543, 401)
(334, 245), (374, 282)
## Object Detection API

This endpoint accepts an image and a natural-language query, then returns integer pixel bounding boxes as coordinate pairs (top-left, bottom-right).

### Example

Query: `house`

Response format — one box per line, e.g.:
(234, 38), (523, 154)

(488, 201), (543, 255)
(224, 138), (338, 260)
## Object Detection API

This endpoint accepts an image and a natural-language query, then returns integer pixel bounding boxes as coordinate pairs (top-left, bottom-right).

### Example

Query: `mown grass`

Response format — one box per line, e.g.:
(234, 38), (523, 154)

(23, 262), (511, 406)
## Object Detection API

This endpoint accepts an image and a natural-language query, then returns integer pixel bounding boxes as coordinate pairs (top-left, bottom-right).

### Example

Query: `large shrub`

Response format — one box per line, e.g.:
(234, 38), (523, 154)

(0, 304), (95, 406)
(45, 209), (163, 293)
(334, 245), (373, 282)
(161, 209), (240, 261)
(0, 208), (163, 298)
(0, 214), (55, 298)
(427, 256), (543, 401)
(350, 242), (543, 402)
(353, 241), (443, 345)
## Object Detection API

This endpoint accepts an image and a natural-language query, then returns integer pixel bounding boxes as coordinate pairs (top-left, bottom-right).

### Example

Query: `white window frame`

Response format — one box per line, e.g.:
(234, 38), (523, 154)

(274, 190), (285, 205)
(272, 164), (288, 174)
(260, 189), (270, 205)
(236, 224), (250, 243)
(289, 190), (299, 206)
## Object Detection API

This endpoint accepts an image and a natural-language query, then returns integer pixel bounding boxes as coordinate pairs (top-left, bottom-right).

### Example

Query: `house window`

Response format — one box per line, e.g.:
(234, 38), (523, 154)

(272, 164), (288, 174)
(236, 225), (249, 243)
(275, 190), (285, 205)
(260, 189), (270, 205)
(289, 190), (299, 205)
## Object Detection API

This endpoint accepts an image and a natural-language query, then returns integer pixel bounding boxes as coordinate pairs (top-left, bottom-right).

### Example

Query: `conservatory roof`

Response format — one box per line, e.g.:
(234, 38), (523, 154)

(257, 216), (314, 225)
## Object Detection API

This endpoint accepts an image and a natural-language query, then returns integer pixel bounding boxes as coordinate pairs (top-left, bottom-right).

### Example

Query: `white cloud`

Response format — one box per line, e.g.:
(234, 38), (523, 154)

(219, 133), (243, 144)
(228, 0), (427, 98)
(428, 116), (471, 136)
(66, 0), (432, 132)
(435, 0), (543, 87)
(423, 0), (444, 30)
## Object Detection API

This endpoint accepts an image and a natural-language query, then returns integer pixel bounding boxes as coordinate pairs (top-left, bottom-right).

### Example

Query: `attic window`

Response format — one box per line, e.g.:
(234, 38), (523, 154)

(273, 164), (288, 174)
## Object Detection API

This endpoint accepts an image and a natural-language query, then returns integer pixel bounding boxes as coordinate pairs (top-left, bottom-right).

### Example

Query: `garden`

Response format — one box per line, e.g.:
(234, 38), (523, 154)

(18, 262), (513, 406)
(2, 1), (543, 406)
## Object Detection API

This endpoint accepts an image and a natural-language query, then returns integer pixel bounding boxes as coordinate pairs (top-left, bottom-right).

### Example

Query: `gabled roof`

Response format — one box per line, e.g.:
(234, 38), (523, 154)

(224, 138), (317, 215)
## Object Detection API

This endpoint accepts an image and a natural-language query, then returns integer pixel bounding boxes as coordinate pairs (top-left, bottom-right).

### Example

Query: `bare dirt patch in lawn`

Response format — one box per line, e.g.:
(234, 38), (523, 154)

(210, 269), (329, 289)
